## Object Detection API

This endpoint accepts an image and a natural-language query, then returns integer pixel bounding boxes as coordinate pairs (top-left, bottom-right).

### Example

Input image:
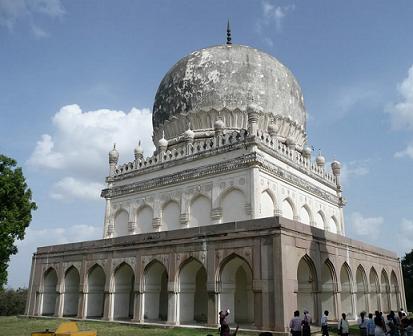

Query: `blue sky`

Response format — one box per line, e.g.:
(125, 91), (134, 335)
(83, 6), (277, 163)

(1, 0), (413, 288)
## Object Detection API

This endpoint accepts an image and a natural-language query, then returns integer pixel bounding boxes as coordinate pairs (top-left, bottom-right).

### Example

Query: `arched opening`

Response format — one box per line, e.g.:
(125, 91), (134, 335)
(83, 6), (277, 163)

(300, 206), (311, 225)
(320, 261), (336, 320)
(369, 268), (380, 312)
(260, 191), (274, 218)
(178, 258), (208, 324)
(315, 211), (325, 229)
(380, 270), (390, 313)
(86, 264), (106, 318)
(356, 266), (368, 315)
(143, 260), (168, 321)
(340, 263), (353, 318)
(113, 263), (135, 320)
(137, 205), (153, 233)
(42, 268), (58, 316)
(219, 255), (254, 324)
(222, 189), (247, 223)
(190, 195), (211, 227)
(162, 201), (180, 231)
(329, 217), (338, 234)
(282, 198), (294, 220)
(63, 266), (80, 317)
(114, 209), (129, 237)
(297, 256), (317, 318)
(390, 271), (399, 310)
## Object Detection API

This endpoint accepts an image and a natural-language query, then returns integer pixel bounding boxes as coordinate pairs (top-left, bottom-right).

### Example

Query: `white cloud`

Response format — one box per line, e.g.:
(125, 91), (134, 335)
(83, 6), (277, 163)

(28, 104), (154, 200)
(0, 0), (64, 34)
(7, 224), (101, 288)
(349, 212), (384, 239)
(389, 65), (413, 130)
(340, 160), (370, 185)
(51, 177), (105, 201)
(397, 218), (413, 255)
(395, 143), (413, 159)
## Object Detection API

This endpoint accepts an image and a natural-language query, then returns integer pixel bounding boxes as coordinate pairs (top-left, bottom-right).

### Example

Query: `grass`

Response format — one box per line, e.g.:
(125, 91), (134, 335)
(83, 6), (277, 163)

(0, 316), (259, 336)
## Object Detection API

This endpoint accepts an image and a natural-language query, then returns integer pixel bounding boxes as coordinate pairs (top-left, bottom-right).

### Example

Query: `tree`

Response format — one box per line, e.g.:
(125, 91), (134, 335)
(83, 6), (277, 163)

(0, 155), (37, 290)
(401, 249), (413, 311)
(0, 288), (27, 315)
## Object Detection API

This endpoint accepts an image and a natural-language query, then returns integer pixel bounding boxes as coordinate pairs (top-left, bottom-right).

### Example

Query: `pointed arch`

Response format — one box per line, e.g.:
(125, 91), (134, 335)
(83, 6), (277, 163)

(143, 259), (168, 321)
(260, 189), (276, 218)
(329, 216), (338, 234)
(356, 265), (368, 314)
(114, 208), (129, 237)
(300, 204), (312, 225)
(178, 257), (208, 324)
(315, 210), (326, 230)
(390, 271), (400, 310)
(161, 200), (180, 231)
(297, 255), (318, 317)
(218, 253), (254, 324)
(136, 204), (153, 234)
(63, 266), (80, 317)
(281, 197), (296, 221)
(86, 264), (106, 318)
(320, 259), (337, 320)
(189, 194), (211, 227)
(369, 267), (380, 312)
(380, 269), (390, 313)
(220, 187), (248, 223)
(112, 262), (135, 320)
(42, 267), (58, 316)
(340, 262), (354, 317)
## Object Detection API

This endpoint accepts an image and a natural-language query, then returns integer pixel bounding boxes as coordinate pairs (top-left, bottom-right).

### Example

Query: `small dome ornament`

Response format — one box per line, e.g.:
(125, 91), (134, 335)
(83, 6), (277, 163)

(286, 137), (296, 150)
(316, 151), (326, 167)
(134, 140), (143, 160)
(214, 118), (225, 130)
(158, 131), (168, 150)
(331, 160), (341, 176)
(183, 123), (195, 140)
(109, 143), (119, 164)
(302, 146), (312, 158)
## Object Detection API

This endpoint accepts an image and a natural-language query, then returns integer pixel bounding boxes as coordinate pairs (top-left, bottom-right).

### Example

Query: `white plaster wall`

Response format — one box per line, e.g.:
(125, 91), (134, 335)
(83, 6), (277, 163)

(315, 212), (325, 230)
(63, 267), (80, 316)
(137, 206), (153, 233)
(260, 191), (274, 218)
(282, 199), (294, 220)
(300, 206), (311, 225)
(162, 201), (180, 231)
(190, 195), (211, 227)
(222, 189), (247, 223)
(114, 210), (129, 237)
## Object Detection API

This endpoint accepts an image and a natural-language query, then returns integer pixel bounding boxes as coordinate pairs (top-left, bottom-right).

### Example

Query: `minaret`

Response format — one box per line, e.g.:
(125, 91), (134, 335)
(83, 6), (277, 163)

(226, 20), (232, 45)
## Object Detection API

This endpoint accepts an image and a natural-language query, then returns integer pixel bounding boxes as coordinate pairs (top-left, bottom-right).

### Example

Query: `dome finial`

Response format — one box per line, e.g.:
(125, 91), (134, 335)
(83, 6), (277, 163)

(226, 20), (232, 45)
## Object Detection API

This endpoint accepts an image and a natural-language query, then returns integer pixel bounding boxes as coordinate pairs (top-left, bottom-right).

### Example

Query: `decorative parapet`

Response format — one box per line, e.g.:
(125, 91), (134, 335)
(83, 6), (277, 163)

(109, 128), (337, 188)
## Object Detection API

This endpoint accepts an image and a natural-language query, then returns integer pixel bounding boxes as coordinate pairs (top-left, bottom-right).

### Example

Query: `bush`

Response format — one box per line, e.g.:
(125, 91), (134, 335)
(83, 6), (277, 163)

(0, 288), (27, 315)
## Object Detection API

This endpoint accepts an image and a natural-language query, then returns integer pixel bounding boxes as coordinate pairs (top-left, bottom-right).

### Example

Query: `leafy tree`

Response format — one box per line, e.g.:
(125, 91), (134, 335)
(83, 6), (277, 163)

(0, 155), (37, 290)
(0, 288), (27, 315)
(401, 249), (413, 311)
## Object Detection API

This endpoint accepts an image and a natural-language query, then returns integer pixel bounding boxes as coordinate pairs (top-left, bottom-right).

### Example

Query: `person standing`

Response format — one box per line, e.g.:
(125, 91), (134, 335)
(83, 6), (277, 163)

(359, 312), (368, 336)
(375, 315), (386, 336)
(219, 309), (230, 336)
(338, 313), (350, 336)
(321, 310), (329, 336)
(302, 310), (312, 336)
(367, 313), (376, 336)
(290, 310), (302, 336)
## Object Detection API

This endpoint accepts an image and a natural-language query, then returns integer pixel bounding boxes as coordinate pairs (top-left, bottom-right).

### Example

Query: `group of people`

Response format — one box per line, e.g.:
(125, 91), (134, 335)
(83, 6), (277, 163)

(289, 309), (413, 336)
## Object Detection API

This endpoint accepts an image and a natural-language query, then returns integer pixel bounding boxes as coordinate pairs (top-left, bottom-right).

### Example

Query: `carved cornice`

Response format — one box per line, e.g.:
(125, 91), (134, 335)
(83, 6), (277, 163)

(102, 152), (340, 206)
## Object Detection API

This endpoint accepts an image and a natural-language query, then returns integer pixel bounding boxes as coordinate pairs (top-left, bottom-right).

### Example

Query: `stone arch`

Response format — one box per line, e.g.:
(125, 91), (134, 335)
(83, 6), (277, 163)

(380, 269), (390, 313)
(220, 187), (248, 223)
(297, 255), (318, 318)
(390, 271), (400, 310)
(114, 208), (129, 237)
(42, 267), (58, 316)
(189, 194), (211, 227)
(329, 216), (339, 234)
(260, 189), (276, 218)
(218, 253), (254, 324)
(281, 197), (296, 221)
(340, 262), (354, 317)
(136, 204), (153, 233)
(86, 264), (106, 318)
(178, 257), (208, 324)
(300, 204), (312, 225)
(63, 266), (80, 317)
(161, 200), (180, 231)
(143, 260), (168, 321)
(320, 259), (337, 320)
(112, 262), (135, 320)
(356, 265), (368, 315)
(369, 267), (380, 312)
(315, 210), (326, 230)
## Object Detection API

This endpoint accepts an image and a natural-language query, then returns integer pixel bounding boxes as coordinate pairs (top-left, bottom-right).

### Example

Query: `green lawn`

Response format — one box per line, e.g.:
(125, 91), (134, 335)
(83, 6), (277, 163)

(0, 316), (259, 336)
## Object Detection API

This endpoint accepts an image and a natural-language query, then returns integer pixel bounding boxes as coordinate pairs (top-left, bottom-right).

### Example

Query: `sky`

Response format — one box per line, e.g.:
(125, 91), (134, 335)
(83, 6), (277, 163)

(1, 0), (413, 288)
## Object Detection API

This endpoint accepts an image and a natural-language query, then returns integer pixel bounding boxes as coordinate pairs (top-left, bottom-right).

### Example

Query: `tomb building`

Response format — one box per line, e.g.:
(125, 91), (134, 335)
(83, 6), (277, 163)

(25, 34), (406, 332)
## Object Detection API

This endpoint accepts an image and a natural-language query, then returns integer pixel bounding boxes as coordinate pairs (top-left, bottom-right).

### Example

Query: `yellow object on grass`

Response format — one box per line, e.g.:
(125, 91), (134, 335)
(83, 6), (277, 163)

(32, 321), (97, 336)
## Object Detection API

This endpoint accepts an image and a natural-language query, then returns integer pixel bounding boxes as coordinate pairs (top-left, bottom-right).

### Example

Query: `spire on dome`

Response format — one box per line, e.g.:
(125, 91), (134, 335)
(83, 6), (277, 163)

(226, 20), (232, 45)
